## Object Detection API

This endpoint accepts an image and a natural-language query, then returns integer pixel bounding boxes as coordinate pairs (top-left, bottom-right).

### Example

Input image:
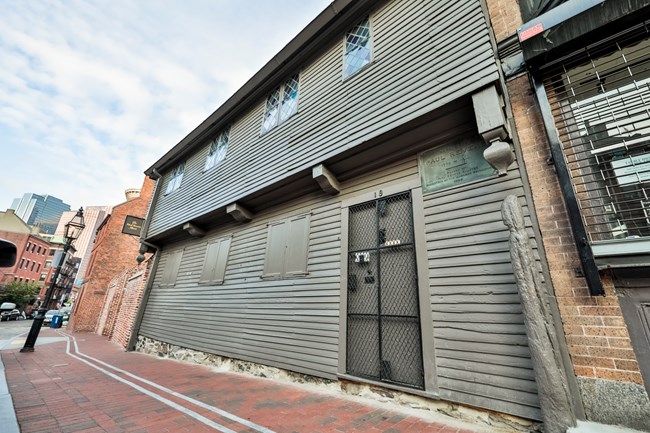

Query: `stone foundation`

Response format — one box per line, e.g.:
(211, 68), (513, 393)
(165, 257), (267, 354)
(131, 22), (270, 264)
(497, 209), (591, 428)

(135, 335), (542, 432)
(577, 377), (650, 431)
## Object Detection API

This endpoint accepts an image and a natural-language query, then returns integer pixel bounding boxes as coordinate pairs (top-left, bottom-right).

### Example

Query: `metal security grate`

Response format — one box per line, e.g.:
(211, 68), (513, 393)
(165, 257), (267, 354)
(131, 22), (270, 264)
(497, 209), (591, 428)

(542, 27), (650, 243)
(346, 191), (424, 389)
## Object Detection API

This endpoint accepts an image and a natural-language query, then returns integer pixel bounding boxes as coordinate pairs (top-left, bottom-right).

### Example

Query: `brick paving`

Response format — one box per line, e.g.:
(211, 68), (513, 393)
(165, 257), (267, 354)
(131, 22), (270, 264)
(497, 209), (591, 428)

(2, 329), (497, 433)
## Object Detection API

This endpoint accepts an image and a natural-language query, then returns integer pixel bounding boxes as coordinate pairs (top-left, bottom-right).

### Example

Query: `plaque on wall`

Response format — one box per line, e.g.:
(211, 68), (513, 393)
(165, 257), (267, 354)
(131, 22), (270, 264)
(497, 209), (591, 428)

(122, 215), (145, 236)
(418, 136), (496, 193)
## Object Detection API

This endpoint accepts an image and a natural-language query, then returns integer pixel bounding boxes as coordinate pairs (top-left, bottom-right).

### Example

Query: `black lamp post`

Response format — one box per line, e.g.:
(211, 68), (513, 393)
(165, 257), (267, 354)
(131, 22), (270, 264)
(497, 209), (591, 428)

(21, 207), (85, 352)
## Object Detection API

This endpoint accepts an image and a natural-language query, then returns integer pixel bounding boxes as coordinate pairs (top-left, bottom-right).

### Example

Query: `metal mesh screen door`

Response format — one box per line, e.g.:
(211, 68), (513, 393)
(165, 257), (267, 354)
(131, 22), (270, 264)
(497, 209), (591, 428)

(346, 191), (424, 389)
(542, 28), (650, 243)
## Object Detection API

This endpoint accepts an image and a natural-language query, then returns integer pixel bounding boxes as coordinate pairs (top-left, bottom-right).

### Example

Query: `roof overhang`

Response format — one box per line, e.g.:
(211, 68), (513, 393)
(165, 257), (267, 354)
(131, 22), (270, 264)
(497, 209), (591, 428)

(518, 0), (650, 67)
(144, 0), (384, 177)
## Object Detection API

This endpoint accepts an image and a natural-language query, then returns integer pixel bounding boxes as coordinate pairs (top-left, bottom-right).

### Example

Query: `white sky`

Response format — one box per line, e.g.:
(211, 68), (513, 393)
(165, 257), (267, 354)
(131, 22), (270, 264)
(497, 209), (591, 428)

(0, 0), (331, 210)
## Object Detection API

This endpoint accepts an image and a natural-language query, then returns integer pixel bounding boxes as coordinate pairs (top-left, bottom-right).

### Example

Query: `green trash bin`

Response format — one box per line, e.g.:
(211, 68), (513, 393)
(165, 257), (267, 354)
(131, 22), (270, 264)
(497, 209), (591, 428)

(50, 315), (63, 328)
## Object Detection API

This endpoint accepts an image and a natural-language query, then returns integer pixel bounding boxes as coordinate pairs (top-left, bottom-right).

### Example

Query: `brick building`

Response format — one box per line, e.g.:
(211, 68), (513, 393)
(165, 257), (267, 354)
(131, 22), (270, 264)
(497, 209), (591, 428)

(69, 177), (154, 333)
(485, 0), (650, 429)
(0, 209), (51, 287)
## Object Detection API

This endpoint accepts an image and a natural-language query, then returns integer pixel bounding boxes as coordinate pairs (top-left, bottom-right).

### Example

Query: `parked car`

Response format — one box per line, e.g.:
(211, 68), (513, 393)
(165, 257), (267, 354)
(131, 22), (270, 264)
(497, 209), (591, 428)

(43, 310), (60, 325)
(0, 309), (21, 321)
(59, 307), (72, 323)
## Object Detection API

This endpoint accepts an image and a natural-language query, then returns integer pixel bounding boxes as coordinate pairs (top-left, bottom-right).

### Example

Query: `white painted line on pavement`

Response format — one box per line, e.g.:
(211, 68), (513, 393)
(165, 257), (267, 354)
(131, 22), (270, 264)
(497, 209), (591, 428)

(59, 332), (278, 433)
(62, 335), (240, 433)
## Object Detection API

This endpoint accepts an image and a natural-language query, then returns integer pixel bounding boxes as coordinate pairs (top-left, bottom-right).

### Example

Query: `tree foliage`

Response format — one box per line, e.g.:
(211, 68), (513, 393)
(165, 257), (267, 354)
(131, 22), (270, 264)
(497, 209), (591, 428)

(0, 281), (40, 307)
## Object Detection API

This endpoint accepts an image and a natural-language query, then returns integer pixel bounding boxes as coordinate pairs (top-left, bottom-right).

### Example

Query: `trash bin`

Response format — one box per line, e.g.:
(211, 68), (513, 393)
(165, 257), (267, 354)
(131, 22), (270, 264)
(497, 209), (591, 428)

(50, 315), (63, 328)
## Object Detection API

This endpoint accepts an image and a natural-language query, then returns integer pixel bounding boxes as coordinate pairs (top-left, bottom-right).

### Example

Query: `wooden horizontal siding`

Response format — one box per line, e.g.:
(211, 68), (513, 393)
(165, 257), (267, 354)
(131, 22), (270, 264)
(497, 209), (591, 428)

(140, 156), (421, 379)
(147, 0), (498, 237)
(423, 162), (544, 421)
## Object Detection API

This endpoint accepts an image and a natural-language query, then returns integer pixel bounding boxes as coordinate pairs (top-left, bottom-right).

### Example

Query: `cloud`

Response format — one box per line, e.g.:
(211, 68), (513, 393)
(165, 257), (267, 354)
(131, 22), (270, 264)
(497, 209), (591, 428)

(0, 0), (330, 209)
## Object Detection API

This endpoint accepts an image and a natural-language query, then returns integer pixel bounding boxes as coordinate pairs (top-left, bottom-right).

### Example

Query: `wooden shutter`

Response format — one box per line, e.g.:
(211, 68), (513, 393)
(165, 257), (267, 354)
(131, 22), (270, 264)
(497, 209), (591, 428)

(284, 214), (310, 276)
(263, 221), (287, 278)
(199, 237), (232, 285)
(161, 249), (183, 287)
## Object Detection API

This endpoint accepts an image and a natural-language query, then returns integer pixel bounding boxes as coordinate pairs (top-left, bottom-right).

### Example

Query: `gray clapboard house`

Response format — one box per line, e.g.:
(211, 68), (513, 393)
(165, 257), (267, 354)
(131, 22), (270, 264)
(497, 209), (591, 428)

(132, 0), (560, 422)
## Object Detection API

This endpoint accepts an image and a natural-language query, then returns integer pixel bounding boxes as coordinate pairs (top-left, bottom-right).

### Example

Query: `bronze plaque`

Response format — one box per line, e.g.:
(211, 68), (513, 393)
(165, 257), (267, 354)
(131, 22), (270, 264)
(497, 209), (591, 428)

(419, 137), (495, 193)
(122, 216), (144, 236)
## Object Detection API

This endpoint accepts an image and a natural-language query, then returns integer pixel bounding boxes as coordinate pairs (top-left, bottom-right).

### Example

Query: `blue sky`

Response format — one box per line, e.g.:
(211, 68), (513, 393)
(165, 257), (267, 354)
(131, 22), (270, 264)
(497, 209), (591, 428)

(0, 0), (331, 210)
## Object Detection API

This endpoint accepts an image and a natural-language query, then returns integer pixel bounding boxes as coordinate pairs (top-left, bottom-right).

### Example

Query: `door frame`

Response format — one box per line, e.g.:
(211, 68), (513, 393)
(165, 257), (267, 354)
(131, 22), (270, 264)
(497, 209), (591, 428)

(338, 179), (438, 395)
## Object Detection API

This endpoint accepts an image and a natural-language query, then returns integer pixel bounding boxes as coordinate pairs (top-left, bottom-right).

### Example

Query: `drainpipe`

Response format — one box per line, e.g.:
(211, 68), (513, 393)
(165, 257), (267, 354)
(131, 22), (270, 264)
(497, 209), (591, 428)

(127, 169), (163, 351)
(531, 75), (604, 296)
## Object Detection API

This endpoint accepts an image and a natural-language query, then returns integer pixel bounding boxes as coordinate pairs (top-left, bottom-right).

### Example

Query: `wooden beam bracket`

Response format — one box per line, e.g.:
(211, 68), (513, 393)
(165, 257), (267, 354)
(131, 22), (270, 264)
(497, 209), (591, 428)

(227, 202), (253, 222)
(312, 164), (340, 195)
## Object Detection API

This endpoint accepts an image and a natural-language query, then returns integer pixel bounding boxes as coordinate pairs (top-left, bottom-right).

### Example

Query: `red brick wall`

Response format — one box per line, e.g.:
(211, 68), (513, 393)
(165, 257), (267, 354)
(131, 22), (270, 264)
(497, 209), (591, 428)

(0, 231), (50, 287)
(507, 75), (642, 384)
(69, 177), (155, 333)
(485, 0), (522, 42)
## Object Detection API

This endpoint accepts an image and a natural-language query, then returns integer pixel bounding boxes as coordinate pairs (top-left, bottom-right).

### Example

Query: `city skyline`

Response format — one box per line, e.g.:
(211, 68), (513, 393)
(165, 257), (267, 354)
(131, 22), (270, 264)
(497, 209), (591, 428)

(0, 0), (331, 210)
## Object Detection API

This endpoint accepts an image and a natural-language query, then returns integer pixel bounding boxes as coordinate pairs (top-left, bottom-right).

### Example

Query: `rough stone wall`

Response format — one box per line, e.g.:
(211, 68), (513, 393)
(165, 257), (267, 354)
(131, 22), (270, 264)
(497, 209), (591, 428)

(69, 176), (154, 332)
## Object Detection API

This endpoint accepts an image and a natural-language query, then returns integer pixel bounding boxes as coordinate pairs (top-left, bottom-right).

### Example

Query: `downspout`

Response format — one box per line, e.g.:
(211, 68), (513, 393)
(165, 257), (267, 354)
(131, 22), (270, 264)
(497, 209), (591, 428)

(531, 75), (605, 296)
(127, 168), (163, 351)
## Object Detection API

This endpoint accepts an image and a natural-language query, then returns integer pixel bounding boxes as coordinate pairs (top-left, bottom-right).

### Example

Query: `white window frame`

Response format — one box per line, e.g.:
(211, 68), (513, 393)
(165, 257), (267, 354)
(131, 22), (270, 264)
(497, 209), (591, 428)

(260, 74), (300, 134)
(165, 162), (185, 194)
(204, 129), (230, 171)
(343, 16), (373, 79)
(199, 236), (232, 285)
(262, 213), (310, 279)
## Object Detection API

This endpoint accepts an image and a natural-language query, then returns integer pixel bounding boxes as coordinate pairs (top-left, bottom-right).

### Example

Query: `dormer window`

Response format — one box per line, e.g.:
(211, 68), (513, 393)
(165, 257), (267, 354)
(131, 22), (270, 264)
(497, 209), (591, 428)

(261, 74), (300, 134)
(343, 17), (373, 79)
(165, 162), (185, 194)
(204, 129), (230, 171)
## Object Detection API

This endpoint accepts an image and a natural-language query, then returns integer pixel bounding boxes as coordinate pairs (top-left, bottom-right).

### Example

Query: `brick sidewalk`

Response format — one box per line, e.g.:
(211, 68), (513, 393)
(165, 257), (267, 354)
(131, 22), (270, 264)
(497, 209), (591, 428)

(2, 329), (499, 433)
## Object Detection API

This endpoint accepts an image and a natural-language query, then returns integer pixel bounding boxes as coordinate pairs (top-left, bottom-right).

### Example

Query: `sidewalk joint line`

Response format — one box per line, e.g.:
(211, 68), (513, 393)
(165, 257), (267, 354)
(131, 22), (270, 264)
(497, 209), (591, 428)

(60, 333), (240, 433)
(57, 331), (277, 433)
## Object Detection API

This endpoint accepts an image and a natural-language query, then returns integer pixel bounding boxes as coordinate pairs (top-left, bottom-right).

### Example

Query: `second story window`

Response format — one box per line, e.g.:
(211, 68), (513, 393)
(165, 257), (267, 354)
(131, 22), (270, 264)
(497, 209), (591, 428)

(165, 162), (185, 194)
(343, 17), (373, 79)
(261, 74), (300, 134)
(204, 129), (230, 171)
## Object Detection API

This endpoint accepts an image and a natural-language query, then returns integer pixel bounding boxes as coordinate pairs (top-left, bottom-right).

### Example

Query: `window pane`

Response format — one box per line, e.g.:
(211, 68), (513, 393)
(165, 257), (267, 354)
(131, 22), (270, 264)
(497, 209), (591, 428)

(205, 129), (230, 170)
(344, 18), (372, 78)
(279, 75), (300, 122)
(261, 88), (281, 133)
(165, 162), (185, 193)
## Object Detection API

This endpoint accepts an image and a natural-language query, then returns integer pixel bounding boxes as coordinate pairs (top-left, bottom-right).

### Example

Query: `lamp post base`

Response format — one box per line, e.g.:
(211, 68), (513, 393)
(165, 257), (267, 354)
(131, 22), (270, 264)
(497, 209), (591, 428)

(21, 314), (46, 352)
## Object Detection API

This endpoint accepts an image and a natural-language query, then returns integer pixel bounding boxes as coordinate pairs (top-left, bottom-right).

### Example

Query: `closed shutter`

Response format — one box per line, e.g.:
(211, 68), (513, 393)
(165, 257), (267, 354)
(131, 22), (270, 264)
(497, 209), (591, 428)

(263, 220), (287, 278)
(541, 26), (650, 244)
(161, 249), (183, 287)
(285, 214), (310, 276)
(199, 237), (232, 285)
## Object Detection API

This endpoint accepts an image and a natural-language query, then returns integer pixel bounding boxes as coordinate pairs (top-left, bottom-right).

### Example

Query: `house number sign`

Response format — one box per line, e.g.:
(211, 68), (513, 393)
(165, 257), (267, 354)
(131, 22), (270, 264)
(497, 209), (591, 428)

(418, 136), (495, 193)
(355, 252), (370, 263)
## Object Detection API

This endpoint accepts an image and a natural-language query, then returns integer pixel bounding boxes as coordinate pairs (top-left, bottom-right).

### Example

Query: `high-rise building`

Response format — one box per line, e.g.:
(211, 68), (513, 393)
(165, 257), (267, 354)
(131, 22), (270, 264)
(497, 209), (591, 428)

(10, 193), (71, 234)
(54, 206), (111, 287)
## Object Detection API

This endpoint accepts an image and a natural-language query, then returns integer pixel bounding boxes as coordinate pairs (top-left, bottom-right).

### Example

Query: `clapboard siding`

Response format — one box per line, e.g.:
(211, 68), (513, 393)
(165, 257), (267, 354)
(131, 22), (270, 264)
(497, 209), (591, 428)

(147, 0), (498, 237)
(140, 156), (421, 379)
(424, 161), (543, 420)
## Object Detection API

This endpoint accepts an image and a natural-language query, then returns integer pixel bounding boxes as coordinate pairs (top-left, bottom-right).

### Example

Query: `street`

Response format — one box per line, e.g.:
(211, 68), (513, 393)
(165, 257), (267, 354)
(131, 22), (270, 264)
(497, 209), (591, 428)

(0, 320), (31, 350)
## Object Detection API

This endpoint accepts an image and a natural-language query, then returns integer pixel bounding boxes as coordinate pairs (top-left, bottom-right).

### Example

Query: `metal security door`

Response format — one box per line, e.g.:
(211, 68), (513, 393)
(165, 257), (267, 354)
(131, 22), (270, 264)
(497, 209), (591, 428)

(346, 191), (424, 389)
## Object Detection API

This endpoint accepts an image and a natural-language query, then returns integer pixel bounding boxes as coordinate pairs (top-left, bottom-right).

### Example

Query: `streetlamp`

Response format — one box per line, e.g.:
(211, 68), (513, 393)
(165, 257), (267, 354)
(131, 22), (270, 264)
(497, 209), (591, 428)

(21, 208), (85, 352)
